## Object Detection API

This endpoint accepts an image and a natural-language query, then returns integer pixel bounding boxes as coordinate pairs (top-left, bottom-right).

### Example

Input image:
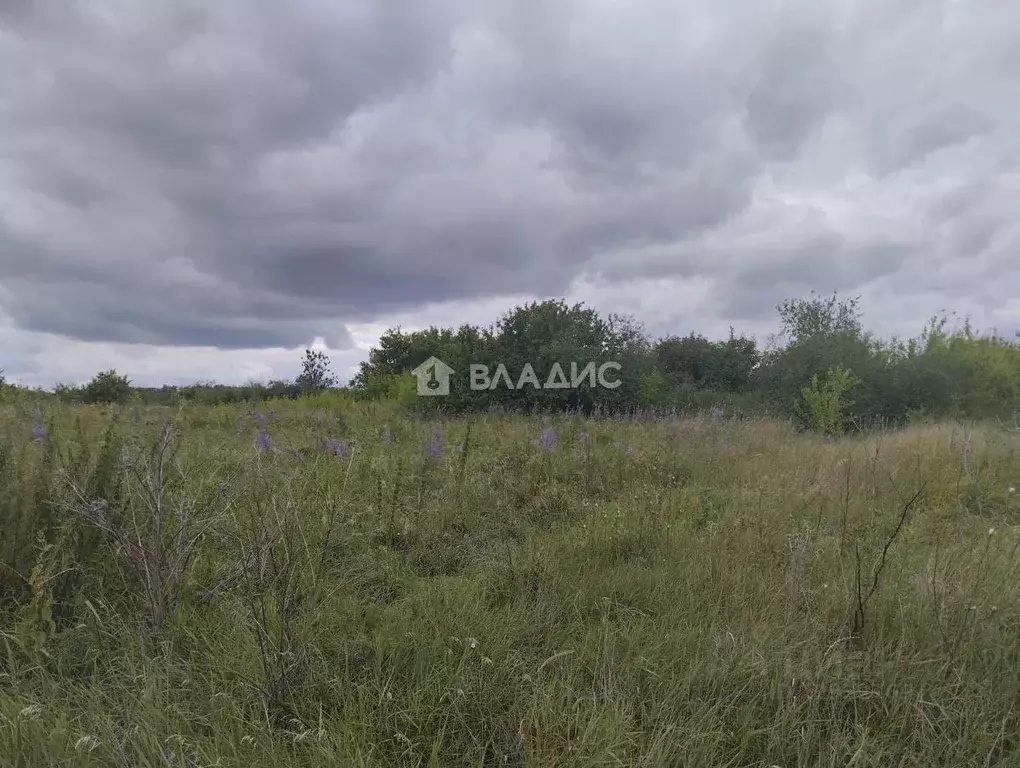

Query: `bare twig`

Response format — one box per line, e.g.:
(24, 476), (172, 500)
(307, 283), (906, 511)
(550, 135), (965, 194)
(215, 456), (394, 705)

(851, 482), (927, 642)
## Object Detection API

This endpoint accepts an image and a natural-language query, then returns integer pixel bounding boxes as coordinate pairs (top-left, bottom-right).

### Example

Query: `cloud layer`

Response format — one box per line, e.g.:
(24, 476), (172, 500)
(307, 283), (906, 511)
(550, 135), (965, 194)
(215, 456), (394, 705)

(1, 0), (1018, 386)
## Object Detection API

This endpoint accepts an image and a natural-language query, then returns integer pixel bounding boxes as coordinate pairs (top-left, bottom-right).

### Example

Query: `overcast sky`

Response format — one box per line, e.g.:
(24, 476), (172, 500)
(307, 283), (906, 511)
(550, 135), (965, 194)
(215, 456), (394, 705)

(2, 0), (1018, 388)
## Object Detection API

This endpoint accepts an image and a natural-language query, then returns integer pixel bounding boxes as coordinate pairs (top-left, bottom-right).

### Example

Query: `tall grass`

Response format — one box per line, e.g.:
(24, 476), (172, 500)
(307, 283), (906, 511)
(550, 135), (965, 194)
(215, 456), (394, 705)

(1, 401), (1019, 766)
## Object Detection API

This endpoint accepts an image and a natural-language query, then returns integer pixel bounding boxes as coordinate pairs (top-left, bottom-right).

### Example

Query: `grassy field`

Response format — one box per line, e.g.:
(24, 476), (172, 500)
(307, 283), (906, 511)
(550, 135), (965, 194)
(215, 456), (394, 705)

(1, 402), (1020, 767)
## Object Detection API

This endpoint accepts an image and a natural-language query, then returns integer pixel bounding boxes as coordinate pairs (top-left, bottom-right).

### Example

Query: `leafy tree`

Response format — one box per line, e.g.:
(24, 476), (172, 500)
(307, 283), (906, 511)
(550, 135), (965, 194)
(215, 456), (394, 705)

(757, 292), (883, 422)
(493, 300), (642, 412)
(582, 311), (655, 411)
(656, 333), (715, 387)
(83, 370), (132, 404)
(351, 300), (651, 413)
(296, 349), (337, 393)
(714, 330), (761, 392)
(53, 382), (83, 402)
(352, 323), (498, 412)
(777, 291), (863, 344)
(655, 330), (759, 393)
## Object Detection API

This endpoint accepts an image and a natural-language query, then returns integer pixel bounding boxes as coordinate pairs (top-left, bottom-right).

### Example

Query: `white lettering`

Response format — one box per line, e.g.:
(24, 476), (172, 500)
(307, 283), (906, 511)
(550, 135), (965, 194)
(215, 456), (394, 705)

(470, 364), (490, 390)
(490, 364), (515, 390)
(598, 362), (622, 389)
(516, 363), (541, 389)
(544, 363), (570, 389)
(571, 362), (596, 388)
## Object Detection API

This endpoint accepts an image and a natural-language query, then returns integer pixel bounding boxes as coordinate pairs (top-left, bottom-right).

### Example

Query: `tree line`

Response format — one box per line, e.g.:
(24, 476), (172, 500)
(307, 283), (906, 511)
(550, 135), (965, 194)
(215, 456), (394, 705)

(3, 292), (1018, 434)
(351, 293), (1020, 432)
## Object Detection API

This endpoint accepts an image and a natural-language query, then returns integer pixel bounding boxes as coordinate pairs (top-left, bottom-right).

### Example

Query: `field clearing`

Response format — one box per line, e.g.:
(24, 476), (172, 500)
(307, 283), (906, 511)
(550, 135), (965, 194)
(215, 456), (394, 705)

(2, 403), (1020, 767)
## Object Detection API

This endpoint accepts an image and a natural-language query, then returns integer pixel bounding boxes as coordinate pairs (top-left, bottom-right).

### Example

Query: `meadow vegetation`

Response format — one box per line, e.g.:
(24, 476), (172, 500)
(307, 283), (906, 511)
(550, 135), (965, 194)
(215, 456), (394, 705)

(1, 292), (1019, 765)
(1, 399), (1019, 766)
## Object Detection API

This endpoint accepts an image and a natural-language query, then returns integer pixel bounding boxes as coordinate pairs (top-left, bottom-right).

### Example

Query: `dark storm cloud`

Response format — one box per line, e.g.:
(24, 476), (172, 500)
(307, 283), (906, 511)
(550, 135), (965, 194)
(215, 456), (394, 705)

(1, 0), (1018, 350)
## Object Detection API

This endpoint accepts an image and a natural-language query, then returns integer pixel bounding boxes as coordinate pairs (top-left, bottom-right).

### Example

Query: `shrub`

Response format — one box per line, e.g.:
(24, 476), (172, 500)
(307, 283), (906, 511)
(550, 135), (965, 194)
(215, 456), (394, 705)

(798, 366), (858, 436)
(82, 370), (132, 405)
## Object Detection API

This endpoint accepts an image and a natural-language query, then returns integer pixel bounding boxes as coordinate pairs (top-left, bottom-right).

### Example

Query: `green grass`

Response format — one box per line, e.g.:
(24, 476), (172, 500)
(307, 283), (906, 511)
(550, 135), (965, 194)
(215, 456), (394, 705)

(1, 402), (1019, 766)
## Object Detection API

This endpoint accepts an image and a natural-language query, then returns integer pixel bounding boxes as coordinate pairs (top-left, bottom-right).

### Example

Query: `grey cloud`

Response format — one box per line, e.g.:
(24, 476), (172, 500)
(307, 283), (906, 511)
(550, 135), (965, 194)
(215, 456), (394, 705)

(742, 17), (842, 162)
(714, 238), (921, 325)
(1, 0), (1018, 355)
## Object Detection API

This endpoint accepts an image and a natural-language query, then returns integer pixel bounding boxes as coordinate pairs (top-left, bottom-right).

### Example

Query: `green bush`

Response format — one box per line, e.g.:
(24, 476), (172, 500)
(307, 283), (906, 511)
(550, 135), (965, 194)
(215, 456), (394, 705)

(82, 370), (132, 405)
(798, 366), (859, 436)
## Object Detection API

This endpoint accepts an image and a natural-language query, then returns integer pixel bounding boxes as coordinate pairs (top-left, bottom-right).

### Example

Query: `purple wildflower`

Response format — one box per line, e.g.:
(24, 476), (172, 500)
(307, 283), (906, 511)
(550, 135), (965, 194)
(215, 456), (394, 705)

(424, 425), (444, 459)
(536, 426), (558, 452)
(326, 438), (346, 457)
(31, 406), (46, 442)
(256, 426), (272, 454)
